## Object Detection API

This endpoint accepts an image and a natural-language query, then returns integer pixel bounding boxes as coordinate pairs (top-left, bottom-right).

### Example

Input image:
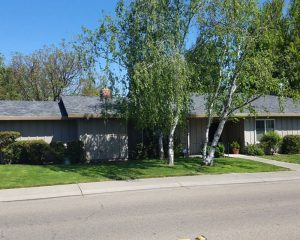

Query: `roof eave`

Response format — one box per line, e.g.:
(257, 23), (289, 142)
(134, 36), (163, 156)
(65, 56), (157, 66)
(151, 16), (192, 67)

(0, 116), (67, 121)
(189, 112), (300, 118)
(67, 113), (122, 119)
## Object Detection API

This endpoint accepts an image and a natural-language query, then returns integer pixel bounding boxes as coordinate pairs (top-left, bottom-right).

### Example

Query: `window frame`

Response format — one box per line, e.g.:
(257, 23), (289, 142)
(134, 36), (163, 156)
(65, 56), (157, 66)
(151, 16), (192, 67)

(255, 119), (275, 143)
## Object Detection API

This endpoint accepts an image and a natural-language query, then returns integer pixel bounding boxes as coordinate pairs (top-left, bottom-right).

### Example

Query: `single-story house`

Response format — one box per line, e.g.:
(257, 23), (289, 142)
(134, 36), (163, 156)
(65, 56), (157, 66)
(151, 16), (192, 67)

(0, 96), (128, 161)
(183, 95), (300, 154)
(0, 95), (299, 160)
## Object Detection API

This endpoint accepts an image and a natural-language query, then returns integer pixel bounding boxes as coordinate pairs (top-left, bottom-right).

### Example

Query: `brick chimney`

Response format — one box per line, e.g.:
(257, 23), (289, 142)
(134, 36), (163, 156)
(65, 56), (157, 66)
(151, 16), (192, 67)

(100, 87), (112, 99)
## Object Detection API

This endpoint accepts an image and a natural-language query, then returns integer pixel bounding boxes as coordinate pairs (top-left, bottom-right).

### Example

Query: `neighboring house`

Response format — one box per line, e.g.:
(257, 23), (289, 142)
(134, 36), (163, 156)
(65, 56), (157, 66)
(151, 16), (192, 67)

(183, 95), (300, 155)
(0, 95), (299, 160)
(0, 96), (128, 161)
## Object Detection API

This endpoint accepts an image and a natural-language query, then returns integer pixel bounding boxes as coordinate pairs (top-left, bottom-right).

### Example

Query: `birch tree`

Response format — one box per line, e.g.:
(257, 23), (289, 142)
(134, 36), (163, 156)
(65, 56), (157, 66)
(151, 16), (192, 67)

(77, 0), (202, 165)
(132, 47), (190, 165)
(129, 0), (200, 165)
(189, 0), (291, 165)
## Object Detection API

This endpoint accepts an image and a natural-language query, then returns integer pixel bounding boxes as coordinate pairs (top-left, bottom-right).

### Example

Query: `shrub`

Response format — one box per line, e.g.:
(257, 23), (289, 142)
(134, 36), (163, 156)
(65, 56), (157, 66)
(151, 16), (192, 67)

(0, 131), (21, 150)
(230, 141), (240, 150)
(146, 141), (157, 159)
(66, 141), (85, 164)
(260, 131), (282, 155)
(27, 141), (55, 164)
(174, 143), (184, 158)
(134, 143), (147, 160)
(3, 140), (85, 165)
(50, 141), (66, 164)
(281, 135), (300, 154)
(244, 144), (264, 156)
(215, 143), (225, 158)
(203, 143), (225, 158)
(134, 141), (159, 160)
(2, 140), (54, 164)
(2, 142), (24, 164)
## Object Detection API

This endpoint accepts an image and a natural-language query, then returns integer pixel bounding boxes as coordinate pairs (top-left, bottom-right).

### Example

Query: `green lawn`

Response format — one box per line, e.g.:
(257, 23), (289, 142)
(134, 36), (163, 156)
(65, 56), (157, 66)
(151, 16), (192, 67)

(0, 157), (288, 189)
(261, 154), (300, 164)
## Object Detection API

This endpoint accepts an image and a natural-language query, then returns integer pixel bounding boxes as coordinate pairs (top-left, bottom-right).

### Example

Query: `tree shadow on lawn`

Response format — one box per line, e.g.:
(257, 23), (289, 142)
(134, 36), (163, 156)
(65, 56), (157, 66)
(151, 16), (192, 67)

(45, 157), (272, 182)
(45, 160), (164, 181)
(43, 157), (277, 182)
(46, 163), (142, 181)
(45, 158), (203, 181)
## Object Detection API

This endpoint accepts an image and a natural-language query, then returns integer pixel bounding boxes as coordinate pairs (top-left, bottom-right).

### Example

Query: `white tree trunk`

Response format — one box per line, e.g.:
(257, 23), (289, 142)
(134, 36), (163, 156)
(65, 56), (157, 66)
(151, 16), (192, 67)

(204, 116), (227, 165)
(202, 114), (213, 161)
(204, 78), (238, 166)
(158, 130), (164, 160)
(168, 115), (179, 166)
(202, 66), (223, 162)
(204, 43), (241, 166)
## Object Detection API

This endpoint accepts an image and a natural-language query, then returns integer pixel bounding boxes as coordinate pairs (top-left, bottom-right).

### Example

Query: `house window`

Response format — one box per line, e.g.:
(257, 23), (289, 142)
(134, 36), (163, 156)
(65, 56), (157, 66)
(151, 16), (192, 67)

(255, 119), (275, 142)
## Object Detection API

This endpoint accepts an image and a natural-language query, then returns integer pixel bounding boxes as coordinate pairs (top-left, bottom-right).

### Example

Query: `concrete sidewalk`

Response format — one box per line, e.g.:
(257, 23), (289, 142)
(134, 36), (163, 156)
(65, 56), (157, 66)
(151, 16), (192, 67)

(229, 154), (300, 171)
(1, 165), (300, 202)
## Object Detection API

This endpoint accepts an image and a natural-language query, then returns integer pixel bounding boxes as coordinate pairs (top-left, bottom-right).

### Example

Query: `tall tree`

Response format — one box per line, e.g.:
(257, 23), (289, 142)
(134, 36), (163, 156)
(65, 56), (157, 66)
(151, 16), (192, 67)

(261, 0), (300, 97)
(132, 46), (191, 164)
(0, 54), (4, 79)
(41, 42), (84, 100)
(9, 42), (84, 101)
(189, 0), (290, 165)
(10, 52), (51, 101)
(0, 54), (21, 100)
(80, 79), (100, 96)
(284, 0), (300, 93)
(77, 0), (202, 165)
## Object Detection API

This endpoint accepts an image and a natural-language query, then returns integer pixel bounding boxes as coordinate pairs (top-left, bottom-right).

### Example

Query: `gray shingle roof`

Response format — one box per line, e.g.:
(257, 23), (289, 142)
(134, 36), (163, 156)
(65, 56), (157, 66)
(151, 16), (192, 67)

(0, 100), (62, 119)
(61, 96), (121, 118)
(0, 95), (298, 120)
(63, 95), (300, 118)
(249, 96), (300, 114)
(190, 95), (206, 116)
(190, 95), (300, 116)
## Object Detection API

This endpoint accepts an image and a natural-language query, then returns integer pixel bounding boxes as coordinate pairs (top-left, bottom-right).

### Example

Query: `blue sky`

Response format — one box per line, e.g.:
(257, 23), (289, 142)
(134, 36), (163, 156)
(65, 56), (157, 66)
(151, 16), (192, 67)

(0, 0), (118, 61)
(0, 0), (290, 62)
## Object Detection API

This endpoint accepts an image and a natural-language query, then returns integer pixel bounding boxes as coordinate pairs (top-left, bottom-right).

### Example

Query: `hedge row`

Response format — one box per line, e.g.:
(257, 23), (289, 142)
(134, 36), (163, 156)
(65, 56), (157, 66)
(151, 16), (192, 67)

(244, 144), (265, 156)
(48, 141), (85, 164)
(244, 134), (300, 156)
(3, 140), (55, 165)
(282, 135), (300, 154)
(0, 131), (86, 165)
(260, 131), (282, 155)
(0, 131), (21, 150)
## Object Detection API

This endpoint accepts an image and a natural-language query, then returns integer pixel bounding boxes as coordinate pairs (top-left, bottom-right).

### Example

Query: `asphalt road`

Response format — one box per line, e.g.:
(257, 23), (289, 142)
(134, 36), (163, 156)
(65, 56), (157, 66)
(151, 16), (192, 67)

(0, 180), (300, 240)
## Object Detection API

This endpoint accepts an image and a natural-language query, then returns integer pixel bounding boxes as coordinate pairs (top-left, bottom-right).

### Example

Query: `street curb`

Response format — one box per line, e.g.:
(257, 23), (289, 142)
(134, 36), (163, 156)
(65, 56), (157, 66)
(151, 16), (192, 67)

(1, 171), (300, 202)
